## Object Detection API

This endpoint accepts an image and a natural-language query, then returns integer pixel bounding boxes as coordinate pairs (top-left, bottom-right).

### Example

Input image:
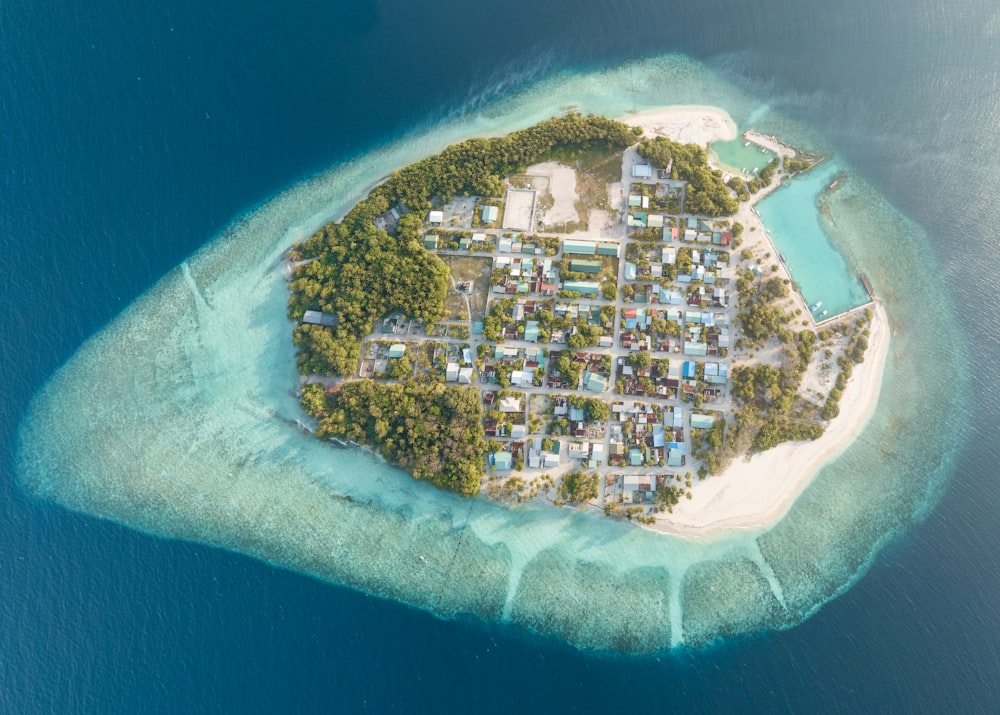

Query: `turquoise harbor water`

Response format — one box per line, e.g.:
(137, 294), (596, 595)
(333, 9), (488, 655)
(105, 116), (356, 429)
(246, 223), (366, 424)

(710, 136), (775, 174)
(16, 56), (968, 653)
(756, 160), (873, 318)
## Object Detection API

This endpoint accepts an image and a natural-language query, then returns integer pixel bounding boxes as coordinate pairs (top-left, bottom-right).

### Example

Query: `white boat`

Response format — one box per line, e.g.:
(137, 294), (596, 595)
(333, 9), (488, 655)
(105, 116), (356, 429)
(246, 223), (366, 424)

(820, 310), (828, 317)
(810, 301), (823, 312)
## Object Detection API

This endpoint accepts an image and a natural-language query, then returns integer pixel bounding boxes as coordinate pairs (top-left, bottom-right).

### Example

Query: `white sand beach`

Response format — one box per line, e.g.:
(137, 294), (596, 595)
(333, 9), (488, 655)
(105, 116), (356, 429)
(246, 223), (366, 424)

(623, 105), (738, 146)
(648, 301), (890, 539)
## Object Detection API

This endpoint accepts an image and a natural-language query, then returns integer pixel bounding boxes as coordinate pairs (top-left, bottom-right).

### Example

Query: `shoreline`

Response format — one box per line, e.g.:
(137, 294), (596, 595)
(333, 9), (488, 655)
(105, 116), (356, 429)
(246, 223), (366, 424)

(621, 105), (737, 146)
(647, 300), (890, 539)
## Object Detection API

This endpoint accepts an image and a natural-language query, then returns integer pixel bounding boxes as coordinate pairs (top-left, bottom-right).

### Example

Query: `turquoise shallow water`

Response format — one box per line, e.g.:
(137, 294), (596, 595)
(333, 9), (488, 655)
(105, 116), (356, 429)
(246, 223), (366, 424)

(710, 136), (775, 174)
(15, 55), (968, 652)
(756, 160), (872, 318)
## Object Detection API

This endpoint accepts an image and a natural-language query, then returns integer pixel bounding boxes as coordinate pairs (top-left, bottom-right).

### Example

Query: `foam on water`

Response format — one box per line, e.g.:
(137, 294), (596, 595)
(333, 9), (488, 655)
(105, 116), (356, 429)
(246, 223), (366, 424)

(16, 55), (968, 651)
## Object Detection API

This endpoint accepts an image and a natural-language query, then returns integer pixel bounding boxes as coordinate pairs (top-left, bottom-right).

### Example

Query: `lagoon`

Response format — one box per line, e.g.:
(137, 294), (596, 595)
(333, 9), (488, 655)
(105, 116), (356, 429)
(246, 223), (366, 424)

(710, 136), (775, 174)
(755, 160), (872, 318)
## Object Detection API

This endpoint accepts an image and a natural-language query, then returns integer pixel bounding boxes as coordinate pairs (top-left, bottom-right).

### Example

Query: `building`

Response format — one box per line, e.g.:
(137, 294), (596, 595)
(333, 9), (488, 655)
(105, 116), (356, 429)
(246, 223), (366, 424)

(584, 373), (607, 393)
(428, 210), (444, 224)
(302, 310), (336, 327)
(481, 205), (499, 223)
(563, 239), (597, 255)
(632, 163), (653, 178)
(499, 396), (522, 413)
(446, 362), (460, 382)
(493, 451), (513, 470)
(388, 344), (406, 359)
(570, 259), (602, 274)
(691, 413), (716, 430)
(597, 242), (619, 257)
(562, 280), (600, 296)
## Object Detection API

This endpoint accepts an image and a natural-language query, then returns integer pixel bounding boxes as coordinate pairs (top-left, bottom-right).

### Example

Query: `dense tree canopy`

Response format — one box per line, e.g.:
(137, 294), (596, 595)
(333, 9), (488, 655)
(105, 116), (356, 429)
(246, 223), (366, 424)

(636, 137), (738, 216)
(301, 381), (486, 497)
(289, 114), (641, 376)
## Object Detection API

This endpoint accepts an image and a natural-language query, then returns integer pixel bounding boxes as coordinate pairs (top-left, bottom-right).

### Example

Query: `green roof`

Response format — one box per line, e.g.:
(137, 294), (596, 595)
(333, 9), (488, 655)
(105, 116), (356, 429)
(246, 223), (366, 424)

(596, 242), (619, 256)
(493, 451), (512, 470)
(563, 239), (596, 255)
(563, 280), (600, 295)
(570, 259), (602, 274)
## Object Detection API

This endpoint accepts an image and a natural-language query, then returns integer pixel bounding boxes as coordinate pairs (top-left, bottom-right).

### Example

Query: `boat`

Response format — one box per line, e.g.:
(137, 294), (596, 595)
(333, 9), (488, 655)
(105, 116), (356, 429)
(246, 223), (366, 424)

(779, 253), (787, 263)
(820, 310), (828, 317)
(810, 301), (823, 312)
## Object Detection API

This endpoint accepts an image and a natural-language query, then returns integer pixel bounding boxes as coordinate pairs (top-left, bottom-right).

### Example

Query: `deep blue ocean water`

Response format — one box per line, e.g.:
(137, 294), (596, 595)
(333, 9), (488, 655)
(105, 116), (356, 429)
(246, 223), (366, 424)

(2, 0), (999, 712)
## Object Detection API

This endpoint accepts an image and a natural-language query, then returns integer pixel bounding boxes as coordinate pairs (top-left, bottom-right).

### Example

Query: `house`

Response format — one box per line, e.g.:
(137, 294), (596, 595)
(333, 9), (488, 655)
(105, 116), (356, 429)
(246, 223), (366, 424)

(499, 396), (523, 413)
(446, 362), (460, 381)
(428, 210), (444, 224)
(584, 373), (607, 393)
(543, 453), (560, 468)
(691, 413), (716, 429)
(632, 163), (653, 178)
(458, 367), (474, 384)
(510, 424), (527, 439)
(302, 310), (336, 327)
(388, 343), (406, 359)
(492, 451), (513, 470)
(481, 205), (499, 223)
(625, 262), (637, 281)
(423, 235), (438, 250)
(629, 448), (644, 466)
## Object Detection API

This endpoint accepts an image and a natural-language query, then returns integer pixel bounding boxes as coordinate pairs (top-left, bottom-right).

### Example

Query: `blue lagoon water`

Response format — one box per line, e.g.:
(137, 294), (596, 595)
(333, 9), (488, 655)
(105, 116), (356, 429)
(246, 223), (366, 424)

(756, 160), (873, 317)
(2, 0), (1000, 712)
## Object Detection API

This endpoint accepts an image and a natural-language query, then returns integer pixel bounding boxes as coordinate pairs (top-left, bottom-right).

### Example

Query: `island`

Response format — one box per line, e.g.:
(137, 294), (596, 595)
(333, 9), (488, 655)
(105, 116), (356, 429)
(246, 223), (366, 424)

(17, 62), (926, 651)
(286, 109), (886, 535)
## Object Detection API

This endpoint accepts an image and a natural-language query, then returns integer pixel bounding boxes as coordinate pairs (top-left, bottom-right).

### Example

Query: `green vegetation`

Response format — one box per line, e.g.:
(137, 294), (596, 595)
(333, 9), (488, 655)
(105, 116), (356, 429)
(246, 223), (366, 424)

(289, 214), (449, 375)
(289, 114), (639, 377)
(301, 381), (485, 497)
(735, 269), (787, 347)
(636, 137), (738, 216)
(557, 471), (599, 505)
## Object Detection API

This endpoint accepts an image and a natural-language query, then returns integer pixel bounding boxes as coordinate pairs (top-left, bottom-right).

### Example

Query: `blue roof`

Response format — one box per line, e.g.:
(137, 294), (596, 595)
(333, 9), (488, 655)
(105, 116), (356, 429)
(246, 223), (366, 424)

(683, 361), (696, 378)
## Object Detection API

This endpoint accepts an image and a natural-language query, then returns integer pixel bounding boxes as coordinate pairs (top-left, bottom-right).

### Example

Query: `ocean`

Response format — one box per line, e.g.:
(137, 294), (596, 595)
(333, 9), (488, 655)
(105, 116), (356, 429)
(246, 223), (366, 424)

(2, 0), (999, 712)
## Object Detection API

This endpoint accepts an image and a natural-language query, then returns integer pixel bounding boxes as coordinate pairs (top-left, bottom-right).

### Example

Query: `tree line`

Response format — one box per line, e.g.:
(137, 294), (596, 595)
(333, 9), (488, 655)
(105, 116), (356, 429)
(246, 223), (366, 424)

(301, 380), (486, 497)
